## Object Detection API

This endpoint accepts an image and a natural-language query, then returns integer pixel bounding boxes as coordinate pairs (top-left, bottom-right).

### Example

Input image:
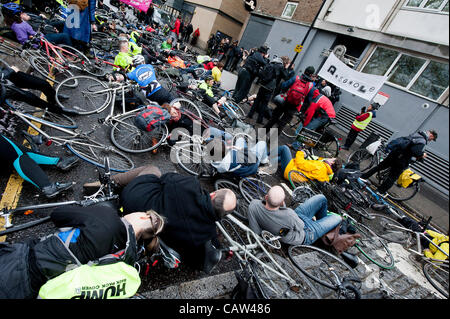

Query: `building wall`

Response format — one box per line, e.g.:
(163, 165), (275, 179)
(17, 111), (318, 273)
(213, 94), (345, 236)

(190, 6), (218, 48)
(256, 0), (324, 23)
(211, 13), (246, 41)
(239, 14), (274, 50)
(219, 0), (249, 24)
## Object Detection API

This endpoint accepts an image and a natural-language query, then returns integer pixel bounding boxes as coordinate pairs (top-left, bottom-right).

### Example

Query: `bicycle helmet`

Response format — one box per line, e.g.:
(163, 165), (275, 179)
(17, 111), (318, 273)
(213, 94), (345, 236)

(1, 2), (23, 17)
(204, 75), (214, 82)
(132, 55), (146, 66)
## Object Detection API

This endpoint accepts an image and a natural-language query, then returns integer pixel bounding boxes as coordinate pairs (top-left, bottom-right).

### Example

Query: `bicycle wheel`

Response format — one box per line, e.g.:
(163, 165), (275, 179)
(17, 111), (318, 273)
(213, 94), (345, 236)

(239, 177), (272, 206)
(58, 44), (108, 77)
(252, 252), (317, 299)
(6, 100), (78, 129)
(347, 149), (374, 173)
(111, 114), (169, 154)
(170, 98), (202, 119)
(29, 55), (74, 85)
(312, 131), (340, 158)
(175, 143), (214, 177)
(224, 101), (246, 119)
(387, 181), (421, 202)
(196, 101), (225, 130)
(288, 245), (361, 299)
(423, 261), (449, 298)
(363, 213), (414, 246)
(288, 170), (322, 195)
(351, 222), (395, 270)
(282, 116), (302, 138)
(66, 138), (135, 172)
(215, 180), (249, 220)
(56, 76), (112, 115)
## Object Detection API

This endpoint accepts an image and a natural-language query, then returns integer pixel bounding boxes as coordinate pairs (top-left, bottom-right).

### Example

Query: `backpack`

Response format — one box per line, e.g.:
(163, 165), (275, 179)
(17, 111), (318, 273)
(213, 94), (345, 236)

(38, 220), (141, 299)
(134, 106), (170, 132)
(286, 77), (313, 111)
(258, 63), (275, 85)
(68, 0), (89, 11)
(385, 133), (426, 154)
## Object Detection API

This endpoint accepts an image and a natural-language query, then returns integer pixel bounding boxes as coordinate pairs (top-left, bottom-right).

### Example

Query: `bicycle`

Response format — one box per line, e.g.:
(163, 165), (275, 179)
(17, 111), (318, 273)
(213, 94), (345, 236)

(0, 157), (118, 236)
(347, 141), (423, 202)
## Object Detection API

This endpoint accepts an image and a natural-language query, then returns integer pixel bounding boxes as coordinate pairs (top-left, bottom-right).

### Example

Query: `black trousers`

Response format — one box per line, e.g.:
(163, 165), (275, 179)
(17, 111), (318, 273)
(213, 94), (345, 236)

(264, 97), (297, 134)
(7, 71), (60, 113)
(232, 68), (252, 103)
(344, 128), (360, 148)
(361, 153), (406, 194)
(247, 86), (272, 123)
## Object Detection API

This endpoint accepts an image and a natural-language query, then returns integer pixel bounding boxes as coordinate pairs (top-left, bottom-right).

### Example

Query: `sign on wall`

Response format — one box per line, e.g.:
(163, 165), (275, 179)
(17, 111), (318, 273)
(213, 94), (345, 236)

(119, 0), (153, 12)
(318, 52), (387, 101)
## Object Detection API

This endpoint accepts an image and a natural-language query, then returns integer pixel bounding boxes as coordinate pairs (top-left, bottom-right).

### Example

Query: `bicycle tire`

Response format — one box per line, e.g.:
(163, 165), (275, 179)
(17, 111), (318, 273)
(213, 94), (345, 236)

(29, 55), (74, 85)
(281, 117), (303, 138)
(58, 45), (107, 77)
(351, 222), (396, 270)
(387, 181), (420, 202)
(288, 245), (361, 298)
(347, 149), (374, 172)
(170, 98), (202, 120)
(423, 261), (449, 299)
(311, 131), (340, 159)
(214, 179), (249, 221)
(0, 216), (51, 236)
(363, 213), (414, 246)
(288, 170), (322, 195)
(111, 113), (169, 154)
(55, 75), (112, 115)
(66, 139), (135, 172)
(252, 252), (317, 299)
(239, 177), (272, 206)
(175, 143), (214, 177)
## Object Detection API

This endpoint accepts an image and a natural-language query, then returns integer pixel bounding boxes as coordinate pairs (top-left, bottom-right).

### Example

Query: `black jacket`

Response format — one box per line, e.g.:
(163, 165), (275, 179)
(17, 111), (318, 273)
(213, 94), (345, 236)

(260, 57), (289, 91)
(244, 51), (267, 77)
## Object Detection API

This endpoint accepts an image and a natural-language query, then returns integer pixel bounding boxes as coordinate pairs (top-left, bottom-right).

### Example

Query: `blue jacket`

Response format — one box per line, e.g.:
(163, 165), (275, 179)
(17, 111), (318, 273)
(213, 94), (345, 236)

(63, 0), (96, 43)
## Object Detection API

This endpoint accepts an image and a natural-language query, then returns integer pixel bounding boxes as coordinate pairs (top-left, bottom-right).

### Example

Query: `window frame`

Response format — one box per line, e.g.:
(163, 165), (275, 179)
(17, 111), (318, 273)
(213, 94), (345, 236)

(403, 0), (449, 14)
(281, 1), (299, 19)
(362, 45), (449, 102)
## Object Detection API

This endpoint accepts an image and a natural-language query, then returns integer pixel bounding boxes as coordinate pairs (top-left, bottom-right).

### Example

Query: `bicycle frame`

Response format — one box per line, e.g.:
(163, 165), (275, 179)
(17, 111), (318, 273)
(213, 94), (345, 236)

(216, 214), (299, 287)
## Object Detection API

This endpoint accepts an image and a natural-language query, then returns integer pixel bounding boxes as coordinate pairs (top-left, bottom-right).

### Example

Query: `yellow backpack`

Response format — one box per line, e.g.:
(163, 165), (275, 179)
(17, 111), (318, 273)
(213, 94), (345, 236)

(397, 169), (421, 188)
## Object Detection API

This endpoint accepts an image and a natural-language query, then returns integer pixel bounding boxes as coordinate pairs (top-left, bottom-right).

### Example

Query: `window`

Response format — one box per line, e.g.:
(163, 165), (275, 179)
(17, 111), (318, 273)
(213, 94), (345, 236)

(405, 0), (449, 12)
(281, 2), (298, 19)
(362, 46), (449, 101)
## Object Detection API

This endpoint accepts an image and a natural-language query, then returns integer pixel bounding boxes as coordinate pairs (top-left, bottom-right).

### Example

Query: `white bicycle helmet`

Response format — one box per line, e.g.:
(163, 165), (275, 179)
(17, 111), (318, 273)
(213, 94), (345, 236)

(132, 55), (146, 66)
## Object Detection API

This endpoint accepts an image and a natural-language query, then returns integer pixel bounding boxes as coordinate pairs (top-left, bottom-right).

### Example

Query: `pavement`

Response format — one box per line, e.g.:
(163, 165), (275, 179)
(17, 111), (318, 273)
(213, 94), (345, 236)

(0, 55), (448, 300)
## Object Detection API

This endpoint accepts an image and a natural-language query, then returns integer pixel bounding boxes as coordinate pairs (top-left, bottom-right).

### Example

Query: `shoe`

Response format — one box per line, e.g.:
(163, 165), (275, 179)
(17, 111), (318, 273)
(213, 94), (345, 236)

(56, 156), (79, 171)
(57, 94), (70, 101)
(83, 180), (101, 195)
(341, 251), (359, 269)
(42, 182), (74, 199)
(203, 240), (222, 274)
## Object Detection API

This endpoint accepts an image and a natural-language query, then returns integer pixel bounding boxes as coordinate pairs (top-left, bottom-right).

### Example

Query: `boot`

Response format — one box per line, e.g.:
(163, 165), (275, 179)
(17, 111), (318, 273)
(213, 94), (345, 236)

(341, 251), (359, 269)
(41, 182), (74, 199)
(202, 240), (222, 274)
(56, 156), (79, 171)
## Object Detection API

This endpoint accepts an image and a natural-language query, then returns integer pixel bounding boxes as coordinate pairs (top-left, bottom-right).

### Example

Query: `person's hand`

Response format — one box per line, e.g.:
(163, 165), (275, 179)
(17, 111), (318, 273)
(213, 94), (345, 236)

(39, 13), (47, 19)
(423, 153), (428, 159)
(92, 24), (98, 32)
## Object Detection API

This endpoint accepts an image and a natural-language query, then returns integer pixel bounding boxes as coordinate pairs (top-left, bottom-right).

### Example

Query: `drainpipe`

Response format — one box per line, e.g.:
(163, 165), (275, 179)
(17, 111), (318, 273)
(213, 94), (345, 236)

(288, 0), (328, 69)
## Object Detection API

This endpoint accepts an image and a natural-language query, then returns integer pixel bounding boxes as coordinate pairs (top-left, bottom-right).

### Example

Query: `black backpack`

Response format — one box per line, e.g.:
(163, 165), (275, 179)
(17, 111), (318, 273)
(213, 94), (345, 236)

(258, 63), (275, 85)
(385, 133), (426, 154)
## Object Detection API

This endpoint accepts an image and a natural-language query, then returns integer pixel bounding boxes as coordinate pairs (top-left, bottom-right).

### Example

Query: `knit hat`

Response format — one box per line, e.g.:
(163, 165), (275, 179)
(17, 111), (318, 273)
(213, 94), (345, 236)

(304, 66), (315, 76)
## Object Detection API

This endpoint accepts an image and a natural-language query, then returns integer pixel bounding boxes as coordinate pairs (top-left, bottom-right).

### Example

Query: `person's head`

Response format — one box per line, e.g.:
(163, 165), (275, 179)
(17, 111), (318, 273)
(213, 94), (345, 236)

(427, 130), (438, 142)
(304, 66), (315, 77)
(322, 86), (332, 98)
(162, 103), (182, 121)
(205, 75), (214, 86)
(167, 37), (173, 44)
(20, 11), (30, 21)
(325, 158), (343, 172)
(124, 210), (165, 256)
(217, 62), (225, 70)
(321, 79), (327, 87)
(132, 54), (145, 66)
(361, 106), (367, 114)
(281, 56), (290, 68)
(210, 189), (237, 219)
(119, 41), (129, 53)
(265, 186), (286, 210)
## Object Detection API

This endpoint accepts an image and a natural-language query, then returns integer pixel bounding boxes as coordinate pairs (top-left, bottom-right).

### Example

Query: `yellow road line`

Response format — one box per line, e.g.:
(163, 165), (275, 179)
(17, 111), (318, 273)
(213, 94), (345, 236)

(0, 91), (48, 241)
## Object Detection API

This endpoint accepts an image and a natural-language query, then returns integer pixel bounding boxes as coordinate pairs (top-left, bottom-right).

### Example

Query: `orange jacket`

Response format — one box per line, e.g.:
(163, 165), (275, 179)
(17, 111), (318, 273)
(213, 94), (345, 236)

(168, 56), (186, 69)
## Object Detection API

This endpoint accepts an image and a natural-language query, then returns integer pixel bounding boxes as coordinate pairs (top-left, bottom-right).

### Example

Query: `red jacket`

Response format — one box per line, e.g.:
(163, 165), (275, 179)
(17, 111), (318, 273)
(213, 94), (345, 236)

(171, 19), (181, 36)
(303, 92), (336, 127)
(351, 113), (373, 132)
(203, 61), (215, 70)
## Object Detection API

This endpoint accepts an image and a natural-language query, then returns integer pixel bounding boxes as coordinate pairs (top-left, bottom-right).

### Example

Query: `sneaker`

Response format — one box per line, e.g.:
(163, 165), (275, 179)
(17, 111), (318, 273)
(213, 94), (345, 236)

(42, 182), (74, 199)
(56, 156), (79, 171)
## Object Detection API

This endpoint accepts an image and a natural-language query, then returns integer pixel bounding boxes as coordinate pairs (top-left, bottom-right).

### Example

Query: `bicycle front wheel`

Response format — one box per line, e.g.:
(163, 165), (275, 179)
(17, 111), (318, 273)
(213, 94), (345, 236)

(312, 131), (340, 158)
(363, 213), (414, 246)
(215, 179), (248, 220)
(423, 261), (449, 299)
(288, 245), (361, 299)
(347, 149), (374, 172)
(175, 143), (214, 177)
(56, 75), (112, 115)
(387, 181), (421, 202)
(351, 222), (395, 270)
(111, 114), (168, 153)
(170, 98), (202, 119)
(66, 139), (135, 172)
(29, 55), (74, 85)
(282, 117), (302, 138)
(252, 252), (320, 299)
(239, 177), (272, 206)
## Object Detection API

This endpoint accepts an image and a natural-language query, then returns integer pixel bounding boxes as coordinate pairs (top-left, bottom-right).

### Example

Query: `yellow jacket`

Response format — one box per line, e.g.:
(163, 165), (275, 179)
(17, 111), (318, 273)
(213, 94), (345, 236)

(424, 230), (449, 261)
(284, 151), (333, 183)
(212, 66), (222, 82)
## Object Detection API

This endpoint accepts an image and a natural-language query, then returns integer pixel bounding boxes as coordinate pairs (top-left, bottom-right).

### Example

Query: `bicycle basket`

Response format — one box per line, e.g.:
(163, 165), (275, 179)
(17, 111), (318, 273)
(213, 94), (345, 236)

(295, 128), (322, 147)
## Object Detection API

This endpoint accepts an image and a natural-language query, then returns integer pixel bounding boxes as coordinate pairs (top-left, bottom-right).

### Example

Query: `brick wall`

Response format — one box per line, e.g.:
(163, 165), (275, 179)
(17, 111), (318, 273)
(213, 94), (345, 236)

(256, 0), (324, 23)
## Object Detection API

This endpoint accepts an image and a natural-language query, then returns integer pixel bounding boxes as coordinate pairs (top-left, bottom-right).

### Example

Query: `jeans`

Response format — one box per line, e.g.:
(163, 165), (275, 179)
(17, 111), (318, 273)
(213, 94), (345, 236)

(306, 116), (330, 131)
(44, 33), (72, 46)
(206, 127), (234, 142)
(272, 145), (292, 172)
(232, 68), (252, 103)
(294, 194), (342, 245)
(264, 95), (297, 133)
(247, 86), (272, 123)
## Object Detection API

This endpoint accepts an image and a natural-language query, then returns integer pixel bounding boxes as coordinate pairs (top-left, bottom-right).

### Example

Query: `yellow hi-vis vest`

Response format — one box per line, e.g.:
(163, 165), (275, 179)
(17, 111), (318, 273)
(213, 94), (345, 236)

(352, 112), (373, 131)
